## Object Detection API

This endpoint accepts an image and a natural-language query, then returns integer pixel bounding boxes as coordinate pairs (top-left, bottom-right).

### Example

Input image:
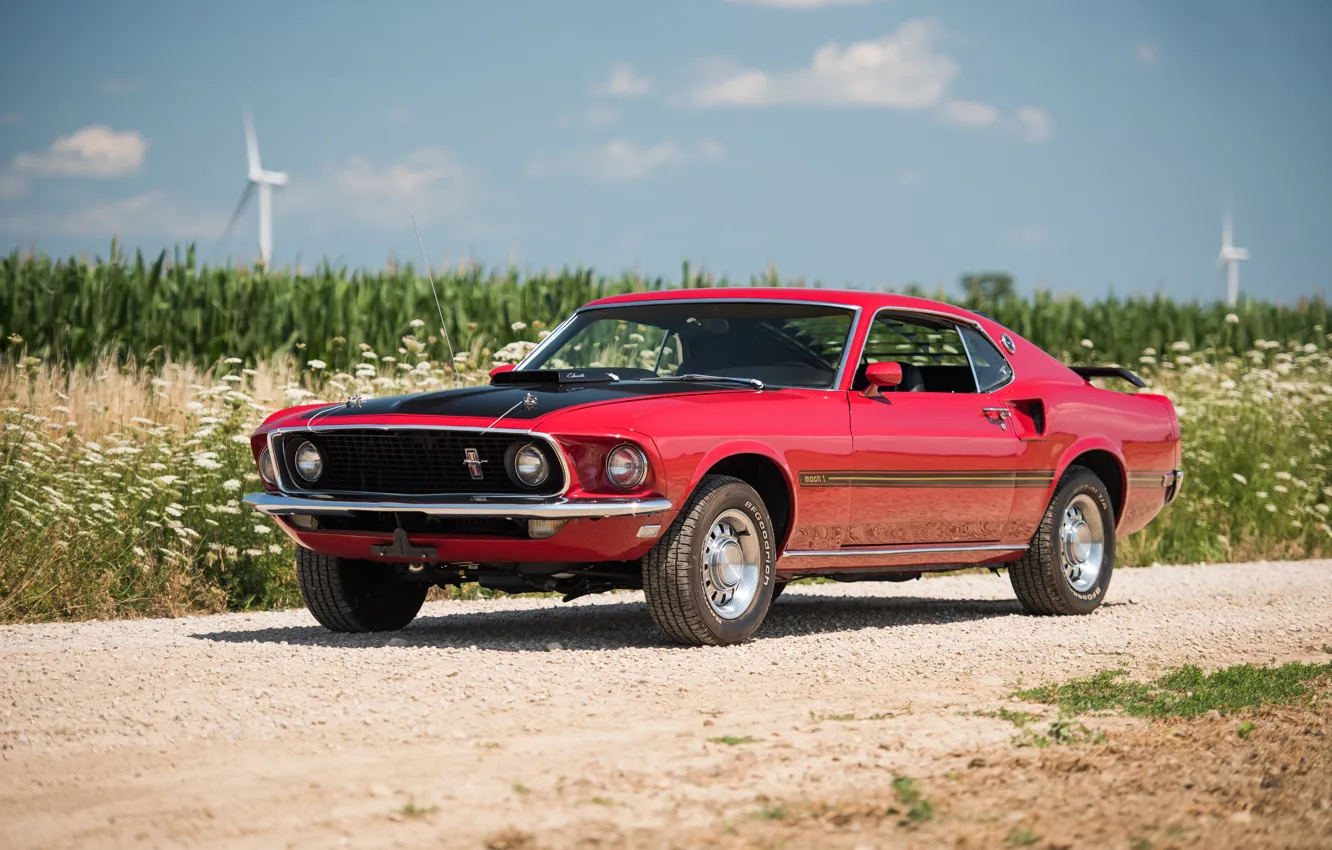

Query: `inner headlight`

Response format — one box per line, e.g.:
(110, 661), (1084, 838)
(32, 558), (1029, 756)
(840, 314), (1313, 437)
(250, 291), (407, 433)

(258, 446), (278, 485)
(511, 443), (550, 488)
(294, 441), (324, 482)
(606, 444), (648, 490)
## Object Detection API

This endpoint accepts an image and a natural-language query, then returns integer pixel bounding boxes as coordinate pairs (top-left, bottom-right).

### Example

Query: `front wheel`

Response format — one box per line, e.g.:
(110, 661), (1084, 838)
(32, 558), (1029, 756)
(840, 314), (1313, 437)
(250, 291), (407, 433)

(1008, 465), (1116, 615)
(641, 475), (777, 646)
(295, 548), (428, 632)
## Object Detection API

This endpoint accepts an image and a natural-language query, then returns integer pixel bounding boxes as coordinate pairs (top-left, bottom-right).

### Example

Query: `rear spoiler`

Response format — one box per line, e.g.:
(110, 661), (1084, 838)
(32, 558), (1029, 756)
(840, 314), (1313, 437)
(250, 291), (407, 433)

(1070, 365), (1147, 388)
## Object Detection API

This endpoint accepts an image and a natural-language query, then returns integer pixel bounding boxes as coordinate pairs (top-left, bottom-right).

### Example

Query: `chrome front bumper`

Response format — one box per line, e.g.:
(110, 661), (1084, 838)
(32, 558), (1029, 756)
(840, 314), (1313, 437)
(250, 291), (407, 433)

(242, 492), (673, 520)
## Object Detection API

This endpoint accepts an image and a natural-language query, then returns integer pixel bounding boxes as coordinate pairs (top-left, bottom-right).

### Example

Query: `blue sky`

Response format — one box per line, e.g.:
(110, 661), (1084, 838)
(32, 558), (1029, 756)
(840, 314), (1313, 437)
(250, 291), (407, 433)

(2, 0), (1329, 302)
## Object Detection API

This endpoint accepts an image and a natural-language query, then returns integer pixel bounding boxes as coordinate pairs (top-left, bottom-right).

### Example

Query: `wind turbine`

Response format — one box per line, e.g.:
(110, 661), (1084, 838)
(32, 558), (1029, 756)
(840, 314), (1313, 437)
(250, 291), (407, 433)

(221, 105), (288, 267)
(1217, 205), (1249, 306)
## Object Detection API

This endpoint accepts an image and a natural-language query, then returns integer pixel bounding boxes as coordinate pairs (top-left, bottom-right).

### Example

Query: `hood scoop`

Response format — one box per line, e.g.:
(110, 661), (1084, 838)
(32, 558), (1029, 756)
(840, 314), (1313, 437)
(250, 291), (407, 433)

(490, 369), (623, 386)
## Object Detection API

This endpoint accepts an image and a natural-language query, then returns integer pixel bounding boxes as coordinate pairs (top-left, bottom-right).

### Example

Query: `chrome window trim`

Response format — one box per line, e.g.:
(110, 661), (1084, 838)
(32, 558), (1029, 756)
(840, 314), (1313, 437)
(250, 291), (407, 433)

(782, 543), (1027, 558)
(513, 298), (865, 392)
(858, 306), (1016, 394)
(958, 324), (1016, 394)
(266, 423), (573, 500)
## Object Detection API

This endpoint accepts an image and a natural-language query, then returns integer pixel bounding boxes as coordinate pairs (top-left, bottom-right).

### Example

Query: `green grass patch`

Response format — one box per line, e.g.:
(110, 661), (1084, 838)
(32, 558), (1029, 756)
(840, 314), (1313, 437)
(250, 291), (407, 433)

(391, 800), (438, 819)
(754, 805), (787, 821)
(974, 707), (1040, 727)
(1006, 827), (1039, 847)
(709, 735), (759, 746)
(889, 776), (934, 824)
(1017, 662), (1332, 718)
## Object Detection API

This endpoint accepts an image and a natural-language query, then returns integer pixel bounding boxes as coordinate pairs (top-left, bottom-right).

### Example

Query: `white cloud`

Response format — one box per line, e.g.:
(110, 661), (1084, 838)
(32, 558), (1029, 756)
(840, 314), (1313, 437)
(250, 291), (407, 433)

(12, 126), (148, 178)
(1136, 43), (1158, 65)
(529, 138), (724, 183)
(727, 0), (883, 7)
(691, 19), (956, 109)
(1016, 107), (1052, 142)
(1, 191), (226, 239)
(939, 99), (999, 126)
(282, 147), (478, 229)
(596, 64), (653, 98)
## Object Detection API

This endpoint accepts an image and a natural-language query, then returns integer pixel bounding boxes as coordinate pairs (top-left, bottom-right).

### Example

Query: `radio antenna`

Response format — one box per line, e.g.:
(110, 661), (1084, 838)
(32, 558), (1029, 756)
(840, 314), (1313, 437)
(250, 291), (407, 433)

(411, 214), (460, 386)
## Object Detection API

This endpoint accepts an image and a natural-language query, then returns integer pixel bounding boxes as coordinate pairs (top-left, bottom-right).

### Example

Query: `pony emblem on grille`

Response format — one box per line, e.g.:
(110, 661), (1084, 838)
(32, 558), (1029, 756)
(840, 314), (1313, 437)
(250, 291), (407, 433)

(462, 448), (487, 480)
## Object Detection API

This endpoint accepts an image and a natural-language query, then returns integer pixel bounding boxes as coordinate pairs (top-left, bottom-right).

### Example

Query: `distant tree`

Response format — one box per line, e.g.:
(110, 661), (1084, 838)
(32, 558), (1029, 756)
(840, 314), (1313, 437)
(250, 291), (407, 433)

(960, 272), (1015, 304)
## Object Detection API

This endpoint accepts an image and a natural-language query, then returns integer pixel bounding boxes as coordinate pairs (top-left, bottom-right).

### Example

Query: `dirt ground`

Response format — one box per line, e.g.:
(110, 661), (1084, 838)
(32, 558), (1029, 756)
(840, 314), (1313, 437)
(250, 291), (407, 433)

(2, 560), (1330, 849)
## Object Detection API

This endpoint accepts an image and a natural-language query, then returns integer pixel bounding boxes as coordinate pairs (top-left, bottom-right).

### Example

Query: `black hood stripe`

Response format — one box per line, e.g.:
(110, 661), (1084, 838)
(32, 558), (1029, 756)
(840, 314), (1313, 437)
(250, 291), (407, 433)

(303, 381), (734, 421)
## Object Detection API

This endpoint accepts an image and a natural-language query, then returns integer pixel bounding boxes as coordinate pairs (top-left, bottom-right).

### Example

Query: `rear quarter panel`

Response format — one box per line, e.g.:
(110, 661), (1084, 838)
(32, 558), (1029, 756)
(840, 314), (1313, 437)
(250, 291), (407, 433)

(1000, 379), (1180, 544)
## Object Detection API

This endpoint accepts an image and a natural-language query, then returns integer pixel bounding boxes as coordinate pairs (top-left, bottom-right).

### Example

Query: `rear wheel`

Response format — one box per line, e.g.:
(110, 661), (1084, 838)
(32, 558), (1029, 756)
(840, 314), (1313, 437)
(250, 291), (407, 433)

(641, 475), (777, 646)
(295, 547), (428, 632)
(1008, 465), (1116, 615)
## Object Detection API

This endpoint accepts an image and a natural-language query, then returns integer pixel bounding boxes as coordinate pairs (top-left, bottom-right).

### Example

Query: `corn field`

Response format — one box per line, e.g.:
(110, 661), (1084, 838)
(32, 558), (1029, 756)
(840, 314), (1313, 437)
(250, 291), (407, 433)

(2, 243), (1328, 370)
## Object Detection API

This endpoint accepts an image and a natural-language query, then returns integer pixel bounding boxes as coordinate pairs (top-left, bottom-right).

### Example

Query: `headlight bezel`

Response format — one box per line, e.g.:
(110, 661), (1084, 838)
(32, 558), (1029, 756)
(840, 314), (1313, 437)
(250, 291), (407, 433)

(507, 441), (551, 489)
(293, 440), (324, 482)
(258, 445), (279, 485)
(606, 443), (649, 491)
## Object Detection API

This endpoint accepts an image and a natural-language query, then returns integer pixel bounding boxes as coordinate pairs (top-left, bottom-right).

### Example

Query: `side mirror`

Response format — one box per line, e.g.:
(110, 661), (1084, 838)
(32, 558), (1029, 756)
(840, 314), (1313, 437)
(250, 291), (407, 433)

(489, 363), (517, 379)
(863, 362), (902, 397)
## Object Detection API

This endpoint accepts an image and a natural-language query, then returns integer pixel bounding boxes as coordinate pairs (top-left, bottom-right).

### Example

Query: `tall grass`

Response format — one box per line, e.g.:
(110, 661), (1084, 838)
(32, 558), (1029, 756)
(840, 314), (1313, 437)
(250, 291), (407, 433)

(1, 329), (1328, 623)
(2, 244), (1327, 370)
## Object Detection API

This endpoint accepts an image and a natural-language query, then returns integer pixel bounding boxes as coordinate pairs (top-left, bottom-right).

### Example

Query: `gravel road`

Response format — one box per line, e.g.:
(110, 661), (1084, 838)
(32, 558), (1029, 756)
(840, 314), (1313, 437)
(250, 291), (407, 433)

(3, 561), (1330, 849)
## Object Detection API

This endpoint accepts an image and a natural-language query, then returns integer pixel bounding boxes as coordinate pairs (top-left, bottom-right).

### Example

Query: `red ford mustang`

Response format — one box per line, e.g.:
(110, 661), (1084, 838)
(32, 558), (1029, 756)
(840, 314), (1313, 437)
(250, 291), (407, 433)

(244, 289), (1182, 646)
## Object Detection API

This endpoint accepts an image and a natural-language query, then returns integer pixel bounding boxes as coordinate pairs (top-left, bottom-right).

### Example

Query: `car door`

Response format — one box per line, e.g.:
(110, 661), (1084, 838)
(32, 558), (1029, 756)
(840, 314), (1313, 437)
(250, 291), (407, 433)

(844, 312), (1023, 546)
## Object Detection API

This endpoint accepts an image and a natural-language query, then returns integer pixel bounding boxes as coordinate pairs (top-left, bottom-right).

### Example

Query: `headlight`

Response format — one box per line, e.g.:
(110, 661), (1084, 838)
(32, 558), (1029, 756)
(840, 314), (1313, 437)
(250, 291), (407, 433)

(511, 443), (550, 488)
(606, 444), (648, 490)
(258, 446), (278, 485)
(293, 441), (324, 482)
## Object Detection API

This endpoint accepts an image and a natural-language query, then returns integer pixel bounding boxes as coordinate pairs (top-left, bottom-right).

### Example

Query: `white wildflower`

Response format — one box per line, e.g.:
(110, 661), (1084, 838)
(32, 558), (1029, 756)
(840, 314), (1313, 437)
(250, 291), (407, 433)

(253, 524), (271, 535)
(222, 479), (241, 491)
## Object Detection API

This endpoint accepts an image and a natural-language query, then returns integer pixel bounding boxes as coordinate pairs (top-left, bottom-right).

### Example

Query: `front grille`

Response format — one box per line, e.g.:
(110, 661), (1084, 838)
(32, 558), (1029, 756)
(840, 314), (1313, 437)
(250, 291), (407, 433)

(276, 429), (564, 497)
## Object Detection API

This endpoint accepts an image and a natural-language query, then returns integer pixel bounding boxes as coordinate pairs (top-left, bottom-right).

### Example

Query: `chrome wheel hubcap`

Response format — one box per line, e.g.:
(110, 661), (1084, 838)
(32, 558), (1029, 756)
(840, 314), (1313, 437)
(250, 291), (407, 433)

(1061, 494), (1105, 593)
(702, 509), (761, 620)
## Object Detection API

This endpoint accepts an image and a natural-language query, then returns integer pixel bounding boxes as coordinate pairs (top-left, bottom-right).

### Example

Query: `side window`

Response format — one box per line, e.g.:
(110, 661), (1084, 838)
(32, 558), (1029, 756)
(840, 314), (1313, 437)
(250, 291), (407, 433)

(958, 326), (1014, 392)
(857, 314), (978, 393)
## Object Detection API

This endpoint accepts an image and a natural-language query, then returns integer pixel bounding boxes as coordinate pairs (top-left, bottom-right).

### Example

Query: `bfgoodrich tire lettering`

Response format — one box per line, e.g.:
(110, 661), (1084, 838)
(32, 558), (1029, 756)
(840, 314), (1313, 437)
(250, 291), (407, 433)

(295, 547), (428, 632)
(1008, 465), (1116, 616)
(641, 475), (776, 646)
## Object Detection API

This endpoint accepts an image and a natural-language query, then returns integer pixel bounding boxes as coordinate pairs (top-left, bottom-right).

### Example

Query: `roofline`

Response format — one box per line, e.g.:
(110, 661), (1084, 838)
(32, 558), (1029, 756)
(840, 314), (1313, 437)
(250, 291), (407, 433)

(584, 286), (981, 321)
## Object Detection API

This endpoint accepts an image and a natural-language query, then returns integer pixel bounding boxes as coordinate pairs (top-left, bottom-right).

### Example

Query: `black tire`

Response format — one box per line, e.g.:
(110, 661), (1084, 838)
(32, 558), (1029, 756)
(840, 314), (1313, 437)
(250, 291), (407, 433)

(295, 547), (428, 632)
(641, 475), (777, 646)
(1009, 465), (1116, 615)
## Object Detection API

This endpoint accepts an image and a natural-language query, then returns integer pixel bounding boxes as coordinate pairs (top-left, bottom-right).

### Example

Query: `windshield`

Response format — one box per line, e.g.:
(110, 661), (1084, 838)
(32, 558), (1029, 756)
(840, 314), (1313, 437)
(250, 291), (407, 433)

(521, 301), (857, 389)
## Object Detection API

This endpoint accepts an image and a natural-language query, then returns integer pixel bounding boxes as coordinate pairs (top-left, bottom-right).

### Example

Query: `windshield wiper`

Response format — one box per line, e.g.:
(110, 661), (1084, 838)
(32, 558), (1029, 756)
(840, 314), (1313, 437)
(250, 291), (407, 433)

(644, 373), (765, 390)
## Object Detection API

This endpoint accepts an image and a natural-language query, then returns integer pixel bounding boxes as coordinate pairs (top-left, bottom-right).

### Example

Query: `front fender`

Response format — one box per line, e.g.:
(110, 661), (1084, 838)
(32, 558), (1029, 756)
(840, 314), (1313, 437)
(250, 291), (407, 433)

(683, 440), (797, 504)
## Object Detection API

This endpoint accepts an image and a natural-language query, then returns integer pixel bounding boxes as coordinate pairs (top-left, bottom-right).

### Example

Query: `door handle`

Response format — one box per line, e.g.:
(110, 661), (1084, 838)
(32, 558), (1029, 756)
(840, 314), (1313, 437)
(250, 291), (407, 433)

(981, 407), (1010, 430)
